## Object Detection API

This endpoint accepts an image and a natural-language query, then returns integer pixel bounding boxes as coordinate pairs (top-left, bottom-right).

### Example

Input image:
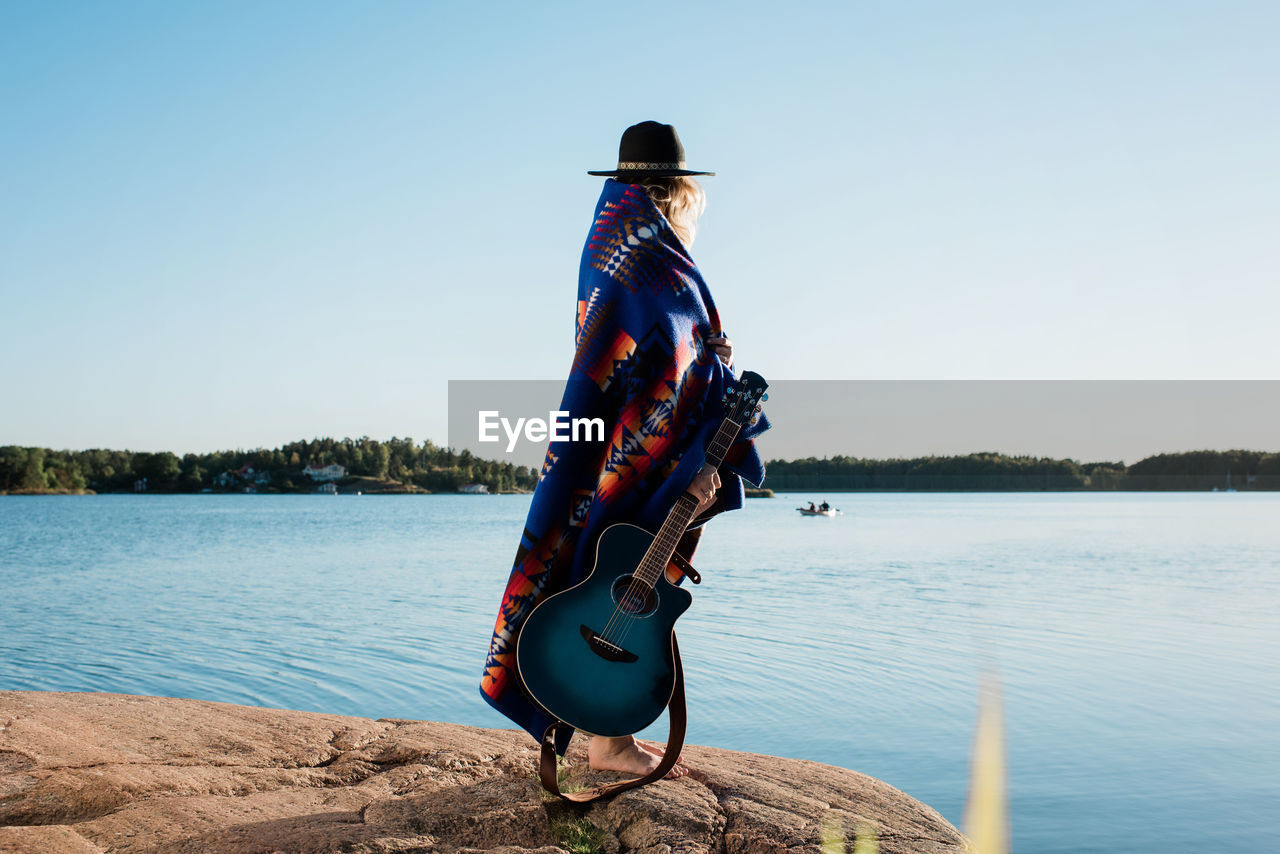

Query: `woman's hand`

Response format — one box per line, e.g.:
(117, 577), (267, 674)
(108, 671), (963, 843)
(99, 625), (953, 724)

(704, 334), (733, 369)
(686, 463), (721, 513)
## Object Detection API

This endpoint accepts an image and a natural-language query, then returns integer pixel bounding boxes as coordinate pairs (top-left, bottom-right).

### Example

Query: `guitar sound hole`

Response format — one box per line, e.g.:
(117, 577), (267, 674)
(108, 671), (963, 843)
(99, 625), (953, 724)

(611, 575), (657, 616)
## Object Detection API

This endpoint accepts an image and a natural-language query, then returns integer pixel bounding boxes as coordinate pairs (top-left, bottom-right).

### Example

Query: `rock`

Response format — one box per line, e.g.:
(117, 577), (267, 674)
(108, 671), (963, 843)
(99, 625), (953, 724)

(0, 691), (966, 853)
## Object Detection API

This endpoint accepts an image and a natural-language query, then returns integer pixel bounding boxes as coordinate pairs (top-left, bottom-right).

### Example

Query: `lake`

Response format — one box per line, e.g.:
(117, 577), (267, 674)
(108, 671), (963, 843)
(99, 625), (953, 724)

(1, 492), (1276, 852)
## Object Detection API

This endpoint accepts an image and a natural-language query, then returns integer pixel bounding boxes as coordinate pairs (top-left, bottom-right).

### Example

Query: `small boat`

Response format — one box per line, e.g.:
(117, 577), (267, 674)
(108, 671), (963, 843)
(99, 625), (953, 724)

(797, 507), (839, 517)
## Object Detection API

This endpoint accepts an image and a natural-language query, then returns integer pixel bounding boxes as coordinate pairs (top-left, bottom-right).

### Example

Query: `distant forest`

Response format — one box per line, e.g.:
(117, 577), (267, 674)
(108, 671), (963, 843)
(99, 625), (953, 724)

(0, 437), (538, 495)
(2, 443), (1276, 496)
(764, 450), (1280, 492)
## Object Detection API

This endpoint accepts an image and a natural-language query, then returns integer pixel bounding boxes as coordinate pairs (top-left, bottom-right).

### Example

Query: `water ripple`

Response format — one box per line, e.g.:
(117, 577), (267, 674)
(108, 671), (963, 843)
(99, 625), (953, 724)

(2, 492), (1278, 853)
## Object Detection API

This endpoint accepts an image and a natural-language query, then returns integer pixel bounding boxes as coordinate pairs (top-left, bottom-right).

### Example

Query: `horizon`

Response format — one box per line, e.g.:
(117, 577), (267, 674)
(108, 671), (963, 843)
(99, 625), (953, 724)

(10, 437), (1278, 470)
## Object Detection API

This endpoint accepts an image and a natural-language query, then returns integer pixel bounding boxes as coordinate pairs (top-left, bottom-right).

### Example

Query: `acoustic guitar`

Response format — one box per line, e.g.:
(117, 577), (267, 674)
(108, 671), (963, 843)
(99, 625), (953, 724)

(515, 370), (769, 738)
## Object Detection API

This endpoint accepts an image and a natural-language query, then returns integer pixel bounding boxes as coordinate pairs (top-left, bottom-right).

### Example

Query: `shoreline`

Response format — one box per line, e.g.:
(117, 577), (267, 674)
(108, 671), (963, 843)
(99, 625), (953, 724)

(0, 690), (966, 853)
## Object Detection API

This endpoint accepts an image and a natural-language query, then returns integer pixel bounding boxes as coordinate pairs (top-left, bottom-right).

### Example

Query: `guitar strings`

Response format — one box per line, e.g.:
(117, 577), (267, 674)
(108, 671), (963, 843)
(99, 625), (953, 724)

(599, 531), (671, 646)
(594, 401), (753, 648)
(609, 413), (745, 647)
(598, 555), (658, 646)
(597, 494), (690, 645)
(610, 497), (692, 648)
(602, 447), (727, 647)
(605, 492), (692, 645)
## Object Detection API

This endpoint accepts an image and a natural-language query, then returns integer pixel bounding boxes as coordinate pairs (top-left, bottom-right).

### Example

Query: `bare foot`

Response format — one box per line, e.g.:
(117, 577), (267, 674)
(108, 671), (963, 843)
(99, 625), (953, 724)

(635, 738), (688, 767)
(587, 735), (688, 779)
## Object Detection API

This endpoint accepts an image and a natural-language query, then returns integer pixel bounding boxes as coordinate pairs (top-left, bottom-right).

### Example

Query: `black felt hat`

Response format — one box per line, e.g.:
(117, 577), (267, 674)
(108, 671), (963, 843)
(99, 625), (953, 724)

(587, 121), (715, 178)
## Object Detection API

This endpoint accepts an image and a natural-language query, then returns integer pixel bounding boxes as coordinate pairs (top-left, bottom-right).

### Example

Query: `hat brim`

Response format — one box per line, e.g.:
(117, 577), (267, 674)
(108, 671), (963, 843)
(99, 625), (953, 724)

(587, 169), (715, 177)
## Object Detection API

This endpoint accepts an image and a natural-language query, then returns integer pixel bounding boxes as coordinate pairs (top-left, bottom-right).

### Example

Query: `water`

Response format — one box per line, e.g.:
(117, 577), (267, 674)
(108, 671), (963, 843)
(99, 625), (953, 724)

(1, 493), (1277, 852)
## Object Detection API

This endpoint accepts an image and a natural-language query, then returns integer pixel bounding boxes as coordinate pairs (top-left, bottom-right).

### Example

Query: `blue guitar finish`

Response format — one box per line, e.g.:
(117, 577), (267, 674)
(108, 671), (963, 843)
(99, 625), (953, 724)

(516, 523), (692, 737)
(514, 371), (769, 739)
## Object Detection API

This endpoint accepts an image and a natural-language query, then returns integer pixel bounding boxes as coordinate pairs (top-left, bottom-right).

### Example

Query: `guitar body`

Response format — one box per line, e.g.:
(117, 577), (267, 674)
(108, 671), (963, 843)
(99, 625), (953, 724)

(514, 370), (769, 743)
(516, 523), (692, 737)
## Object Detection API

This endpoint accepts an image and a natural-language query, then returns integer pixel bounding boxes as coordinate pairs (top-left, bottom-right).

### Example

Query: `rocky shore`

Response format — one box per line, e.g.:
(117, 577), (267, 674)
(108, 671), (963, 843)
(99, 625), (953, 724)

(0, 691), (966, 853)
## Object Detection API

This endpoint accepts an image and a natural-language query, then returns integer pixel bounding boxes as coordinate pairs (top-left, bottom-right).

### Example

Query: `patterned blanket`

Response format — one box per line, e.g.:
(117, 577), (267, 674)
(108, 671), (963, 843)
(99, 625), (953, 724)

(479, 178), (768, 751)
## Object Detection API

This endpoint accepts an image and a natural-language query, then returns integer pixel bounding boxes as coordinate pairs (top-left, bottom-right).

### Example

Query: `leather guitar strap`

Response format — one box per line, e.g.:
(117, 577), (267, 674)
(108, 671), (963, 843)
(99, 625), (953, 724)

(538, 634), (687, 803)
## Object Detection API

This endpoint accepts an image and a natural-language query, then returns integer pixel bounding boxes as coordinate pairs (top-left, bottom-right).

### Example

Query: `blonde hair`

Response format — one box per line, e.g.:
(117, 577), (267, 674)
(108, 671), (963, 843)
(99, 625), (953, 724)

(634, 176), (707, 248)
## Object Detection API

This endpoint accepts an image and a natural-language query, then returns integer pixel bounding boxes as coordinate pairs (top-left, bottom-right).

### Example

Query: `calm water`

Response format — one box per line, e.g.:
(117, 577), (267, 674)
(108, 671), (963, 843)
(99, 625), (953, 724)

(1, 493), (1277, 852)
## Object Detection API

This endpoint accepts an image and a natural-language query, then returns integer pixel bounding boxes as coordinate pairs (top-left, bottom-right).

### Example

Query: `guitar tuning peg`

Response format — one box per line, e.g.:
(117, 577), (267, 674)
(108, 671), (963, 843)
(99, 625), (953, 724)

(761, 393), (769, 402)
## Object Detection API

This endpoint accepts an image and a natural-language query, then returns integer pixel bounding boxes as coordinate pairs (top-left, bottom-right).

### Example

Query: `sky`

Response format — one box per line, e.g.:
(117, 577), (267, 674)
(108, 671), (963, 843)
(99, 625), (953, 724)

(2, 1), (1277, 456)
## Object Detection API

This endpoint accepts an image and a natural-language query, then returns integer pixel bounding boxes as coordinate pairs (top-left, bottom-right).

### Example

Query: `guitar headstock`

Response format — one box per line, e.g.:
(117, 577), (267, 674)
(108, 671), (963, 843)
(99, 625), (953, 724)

(722, 370), (769, 424)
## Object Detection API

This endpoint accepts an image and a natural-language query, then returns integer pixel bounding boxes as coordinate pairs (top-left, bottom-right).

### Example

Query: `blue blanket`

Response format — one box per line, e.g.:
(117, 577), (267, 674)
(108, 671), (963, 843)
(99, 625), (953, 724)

(479, 178), (768, 750)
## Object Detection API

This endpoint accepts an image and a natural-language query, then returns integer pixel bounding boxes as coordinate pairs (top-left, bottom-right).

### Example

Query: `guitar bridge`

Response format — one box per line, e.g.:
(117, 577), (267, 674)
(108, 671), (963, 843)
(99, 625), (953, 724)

(579, 624), (638, 663)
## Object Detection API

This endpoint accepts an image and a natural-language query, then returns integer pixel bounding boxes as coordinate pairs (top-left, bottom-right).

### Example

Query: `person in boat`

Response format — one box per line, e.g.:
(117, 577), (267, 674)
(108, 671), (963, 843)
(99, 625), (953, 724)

(480, 121), (768, 781)
(819, 501), (830, 512)
(808, 501), (817, 512)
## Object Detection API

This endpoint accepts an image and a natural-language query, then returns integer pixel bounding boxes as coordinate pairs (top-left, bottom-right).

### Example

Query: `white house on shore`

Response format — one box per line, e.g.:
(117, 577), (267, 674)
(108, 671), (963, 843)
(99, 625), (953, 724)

(302, 463), (347, 482)
(458, 483), (490, 494)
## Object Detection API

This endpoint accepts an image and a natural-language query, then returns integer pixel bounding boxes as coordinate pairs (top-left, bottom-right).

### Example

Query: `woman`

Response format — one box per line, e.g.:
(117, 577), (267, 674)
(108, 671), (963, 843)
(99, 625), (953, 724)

(480, 121), (767, 781)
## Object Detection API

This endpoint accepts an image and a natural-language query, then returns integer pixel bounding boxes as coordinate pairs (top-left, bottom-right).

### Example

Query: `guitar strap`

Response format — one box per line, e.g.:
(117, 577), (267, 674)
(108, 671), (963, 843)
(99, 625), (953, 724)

(538, 634), (687, 803)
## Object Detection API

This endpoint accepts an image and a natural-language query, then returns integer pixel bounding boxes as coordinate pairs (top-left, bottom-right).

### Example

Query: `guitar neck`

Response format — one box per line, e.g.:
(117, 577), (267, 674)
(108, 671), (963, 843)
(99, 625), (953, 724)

(635, 414), (746, 586)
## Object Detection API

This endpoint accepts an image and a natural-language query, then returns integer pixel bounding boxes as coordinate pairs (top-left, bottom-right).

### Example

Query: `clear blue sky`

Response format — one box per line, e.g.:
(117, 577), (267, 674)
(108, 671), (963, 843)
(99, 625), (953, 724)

(3, 1), (1276, 455)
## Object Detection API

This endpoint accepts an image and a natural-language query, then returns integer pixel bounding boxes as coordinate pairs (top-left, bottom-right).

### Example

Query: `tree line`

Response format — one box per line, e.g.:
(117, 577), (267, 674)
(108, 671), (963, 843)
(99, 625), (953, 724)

(4, 444), (1276, 495)
(0, 437), (538, 495)
(763, 450), (1280, 491)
